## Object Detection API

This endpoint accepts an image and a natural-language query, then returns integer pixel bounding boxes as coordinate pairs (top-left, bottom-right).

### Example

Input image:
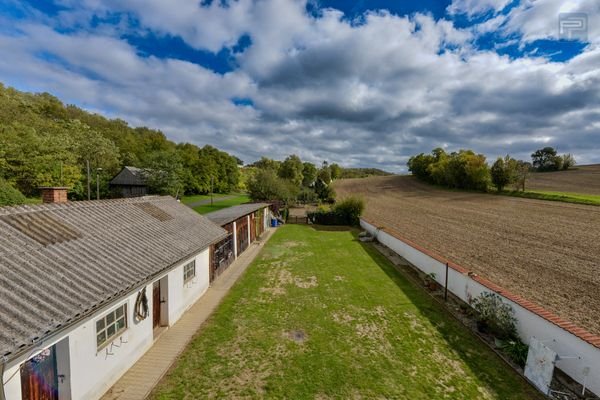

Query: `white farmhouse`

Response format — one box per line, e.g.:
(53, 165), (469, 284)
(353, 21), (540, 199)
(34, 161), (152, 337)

(0, 188), (228, 400)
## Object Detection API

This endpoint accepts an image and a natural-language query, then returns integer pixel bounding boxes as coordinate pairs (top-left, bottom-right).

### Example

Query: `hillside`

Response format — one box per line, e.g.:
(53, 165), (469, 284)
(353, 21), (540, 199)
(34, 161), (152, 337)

(526, 164), (600, 195)
(0, 83), (241, 200)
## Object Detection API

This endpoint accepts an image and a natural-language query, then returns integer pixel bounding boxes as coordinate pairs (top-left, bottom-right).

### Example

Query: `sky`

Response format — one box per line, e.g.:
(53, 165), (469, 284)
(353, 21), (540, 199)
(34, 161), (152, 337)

(0, 0), (598, 172)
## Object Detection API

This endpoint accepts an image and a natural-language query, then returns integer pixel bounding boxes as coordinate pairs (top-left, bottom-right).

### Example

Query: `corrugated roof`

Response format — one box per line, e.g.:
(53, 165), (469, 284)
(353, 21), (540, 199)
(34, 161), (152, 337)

(0, 196), (227, 359)
(109, 166), (148, 186)
(205, 203), (270, 226)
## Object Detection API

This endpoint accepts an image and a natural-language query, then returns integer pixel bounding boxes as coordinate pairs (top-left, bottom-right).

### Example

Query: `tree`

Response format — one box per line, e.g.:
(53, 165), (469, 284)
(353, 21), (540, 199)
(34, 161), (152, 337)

(491, 156), (517, 192)
(253, 157), (280, 172)
(247, 169), (298, 203)
(531, 147), (562, 172)
(317, 167), (331, 185)
(514, 160), (531, 192)
(278, 154), (304, 186)
(301, 162), (317, 187)
(329, 163), (342, 180)
(561, 153), (576, 170)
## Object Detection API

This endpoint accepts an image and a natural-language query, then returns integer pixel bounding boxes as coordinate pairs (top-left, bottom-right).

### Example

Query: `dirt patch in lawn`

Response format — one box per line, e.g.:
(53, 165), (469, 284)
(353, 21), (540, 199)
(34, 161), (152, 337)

(336, 175), (600, 336)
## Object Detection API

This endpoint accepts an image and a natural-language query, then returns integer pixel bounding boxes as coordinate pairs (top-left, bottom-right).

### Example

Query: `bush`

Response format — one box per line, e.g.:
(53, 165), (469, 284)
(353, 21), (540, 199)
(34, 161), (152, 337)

(308, 196), (365, 226)
(333, 196), (365, 225)
(499, 339), (529, 367)
(0, 179), (26, 207)
(471, 292), (518, 340)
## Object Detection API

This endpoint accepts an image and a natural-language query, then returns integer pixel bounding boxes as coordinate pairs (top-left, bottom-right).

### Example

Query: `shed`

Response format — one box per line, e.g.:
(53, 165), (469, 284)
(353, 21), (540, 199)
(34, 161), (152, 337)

(109, 166), (149, 198)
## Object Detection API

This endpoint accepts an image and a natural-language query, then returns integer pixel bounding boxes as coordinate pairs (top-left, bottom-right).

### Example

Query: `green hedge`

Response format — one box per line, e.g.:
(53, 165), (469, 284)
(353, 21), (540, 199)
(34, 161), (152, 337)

(308, 197), (365, 226)
(0, 179), (26, 207)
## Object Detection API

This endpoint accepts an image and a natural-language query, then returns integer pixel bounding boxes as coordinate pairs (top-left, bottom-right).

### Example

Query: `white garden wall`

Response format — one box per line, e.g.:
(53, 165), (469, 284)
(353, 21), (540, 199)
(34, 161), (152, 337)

(2, 249), (211, 400)
(361, 218), (600, 397)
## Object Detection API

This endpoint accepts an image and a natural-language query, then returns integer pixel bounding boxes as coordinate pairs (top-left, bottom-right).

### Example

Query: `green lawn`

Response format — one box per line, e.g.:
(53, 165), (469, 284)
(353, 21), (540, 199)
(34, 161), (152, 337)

(192, 194), (251, 214)
(502, 190), (600, 206)
(180, 192), (234, 205)
(151, 225), (541, 399)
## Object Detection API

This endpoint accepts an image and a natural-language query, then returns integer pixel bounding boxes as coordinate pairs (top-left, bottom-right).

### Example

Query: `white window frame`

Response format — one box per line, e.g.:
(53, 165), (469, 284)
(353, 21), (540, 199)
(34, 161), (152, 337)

(96, 303), (128, 350)
(183, 259), (196, 284)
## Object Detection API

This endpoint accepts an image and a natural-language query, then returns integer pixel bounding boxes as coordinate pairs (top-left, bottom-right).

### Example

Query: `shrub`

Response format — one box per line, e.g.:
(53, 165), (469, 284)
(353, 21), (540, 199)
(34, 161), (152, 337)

(333, 196), (365, 226)
(471, 292), (518, 340)
(307, 196), (365, 226)
(499, 339), (529, 367)
(0, 179), (26, 207)
(561, 153), (576, 170)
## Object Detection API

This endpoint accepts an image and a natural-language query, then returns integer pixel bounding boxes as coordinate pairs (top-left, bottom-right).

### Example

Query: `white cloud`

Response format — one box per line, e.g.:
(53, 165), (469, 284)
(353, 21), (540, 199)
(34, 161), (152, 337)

(447, 0), (513, 17)
(0, 0), (599, 171)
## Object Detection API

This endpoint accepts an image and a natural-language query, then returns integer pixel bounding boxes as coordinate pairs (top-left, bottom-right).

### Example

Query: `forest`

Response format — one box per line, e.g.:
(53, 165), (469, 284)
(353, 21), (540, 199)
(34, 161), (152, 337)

(0, 84), (391, 206)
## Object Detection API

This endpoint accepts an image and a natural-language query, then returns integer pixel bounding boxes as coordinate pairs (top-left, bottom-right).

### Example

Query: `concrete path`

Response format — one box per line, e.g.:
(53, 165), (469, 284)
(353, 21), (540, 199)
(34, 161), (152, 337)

(185, 194), (239, 209)
(100, 228), (275, 400)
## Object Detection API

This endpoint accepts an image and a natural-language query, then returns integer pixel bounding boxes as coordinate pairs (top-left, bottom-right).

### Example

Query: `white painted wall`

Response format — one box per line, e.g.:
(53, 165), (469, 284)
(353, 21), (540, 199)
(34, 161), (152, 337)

(361, 219), (600, 397)
(2, 249), (211, 400)
(167, 248), (210, 323)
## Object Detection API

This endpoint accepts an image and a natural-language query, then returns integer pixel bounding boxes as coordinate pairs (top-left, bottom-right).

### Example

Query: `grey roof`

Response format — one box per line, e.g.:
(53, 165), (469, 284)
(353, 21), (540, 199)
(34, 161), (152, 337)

(109, 166), (148, 186)
(0, 196), (227, 359)
(205, 203), (270, 226)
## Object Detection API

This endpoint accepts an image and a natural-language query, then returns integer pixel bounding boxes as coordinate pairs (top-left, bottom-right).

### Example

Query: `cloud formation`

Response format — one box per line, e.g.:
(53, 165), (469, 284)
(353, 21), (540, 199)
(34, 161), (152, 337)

(0, 0), (598, 171)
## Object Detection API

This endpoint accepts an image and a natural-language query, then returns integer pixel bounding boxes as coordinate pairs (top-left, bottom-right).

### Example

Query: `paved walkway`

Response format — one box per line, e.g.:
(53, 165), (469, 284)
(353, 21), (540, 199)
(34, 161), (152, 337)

(100, 228), (275, 400)
(185, 194), (239, 208)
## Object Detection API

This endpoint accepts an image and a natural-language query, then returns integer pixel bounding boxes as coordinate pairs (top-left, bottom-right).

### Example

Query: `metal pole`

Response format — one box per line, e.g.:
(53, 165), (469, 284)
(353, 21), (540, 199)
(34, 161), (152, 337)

(444, 262), (449, 302)
(210, 176), (214, 206)
(86, 160), (91, 201)
(96, 168), (103, 200)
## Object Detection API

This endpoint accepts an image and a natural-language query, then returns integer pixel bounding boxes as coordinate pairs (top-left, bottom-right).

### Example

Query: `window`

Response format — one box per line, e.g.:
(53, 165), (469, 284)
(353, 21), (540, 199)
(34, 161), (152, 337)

(183, 260), (196, 283)
(96, 303), (127, 349)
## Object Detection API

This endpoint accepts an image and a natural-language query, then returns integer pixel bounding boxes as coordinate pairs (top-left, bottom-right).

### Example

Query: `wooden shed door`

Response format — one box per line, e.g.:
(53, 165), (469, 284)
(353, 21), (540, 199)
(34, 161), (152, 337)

(153, 281), (161, 329)
(21, 347), (58, 400)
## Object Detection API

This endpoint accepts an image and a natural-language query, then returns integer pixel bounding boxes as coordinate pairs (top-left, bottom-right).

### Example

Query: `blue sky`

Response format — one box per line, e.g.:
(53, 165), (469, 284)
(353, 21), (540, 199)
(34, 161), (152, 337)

(0, 0), (598, 170)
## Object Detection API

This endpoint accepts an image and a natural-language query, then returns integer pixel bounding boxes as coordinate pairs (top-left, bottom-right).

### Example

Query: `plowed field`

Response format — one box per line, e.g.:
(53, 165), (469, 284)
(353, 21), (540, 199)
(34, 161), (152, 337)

(335, 175), (600, 336)
(527, 164), (600, 195)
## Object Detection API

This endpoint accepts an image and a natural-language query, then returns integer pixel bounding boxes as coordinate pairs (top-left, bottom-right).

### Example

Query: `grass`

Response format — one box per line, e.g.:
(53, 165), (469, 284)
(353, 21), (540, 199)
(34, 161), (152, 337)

(192, 194), (251, 214)
(151, 225), (541, 399)
(499, 189), (600, 206)
(180, 192), (235, 205)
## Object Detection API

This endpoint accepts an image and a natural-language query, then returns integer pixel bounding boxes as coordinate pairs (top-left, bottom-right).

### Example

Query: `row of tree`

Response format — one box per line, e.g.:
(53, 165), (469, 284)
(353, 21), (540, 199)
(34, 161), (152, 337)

(0, 84), (241, 202)
(408, 147), (576, 192)
(245, 156), (339, 203)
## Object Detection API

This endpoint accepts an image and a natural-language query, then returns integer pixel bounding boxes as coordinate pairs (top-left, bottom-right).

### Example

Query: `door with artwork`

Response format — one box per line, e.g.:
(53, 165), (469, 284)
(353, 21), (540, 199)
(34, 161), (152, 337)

(21, 346), (58, 400)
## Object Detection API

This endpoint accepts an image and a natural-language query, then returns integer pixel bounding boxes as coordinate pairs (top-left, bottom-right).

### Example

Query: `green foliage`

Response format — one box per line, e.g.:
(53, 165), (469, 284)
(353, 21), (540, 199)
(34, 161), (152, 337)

(297, 187), (318, 203)
(332, 196), (365, 225)
(531, 147), (573, 172)
(499, 339), (529, 367)
(408, 148), (490, 191)
(247, 169), (298, 203)
(278, 154), (304, 186)
(251, 157), (280, 172)
(561, 153), (576, 170)
(308, 196), (364, 226)
(490, 155), (517, 192)
(471, 292), (518, 340)
(301, 162), (317, 187)
(0, 179), (26, 206)
(338, 168), (392, 179)
(329, 163), (342, 180)
(0, 84), (240, 198)
(513, 160), (532, 191)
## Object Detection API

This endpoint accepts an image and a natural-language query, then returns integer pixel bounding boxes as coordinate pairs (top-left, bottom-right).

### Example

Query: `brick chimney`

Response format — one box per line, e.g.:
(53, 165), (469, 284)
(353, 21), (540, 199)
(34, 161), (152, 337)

(39, 187), (69, 204)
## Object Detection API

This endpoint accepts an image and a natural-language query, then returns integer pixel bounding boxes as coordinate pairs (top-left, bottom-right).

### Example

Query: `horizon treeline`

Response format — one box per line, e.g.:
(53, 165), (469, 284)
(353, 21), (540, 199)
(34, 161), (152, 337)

(0, 83), (241, 201)
(407, 147), (575, 192)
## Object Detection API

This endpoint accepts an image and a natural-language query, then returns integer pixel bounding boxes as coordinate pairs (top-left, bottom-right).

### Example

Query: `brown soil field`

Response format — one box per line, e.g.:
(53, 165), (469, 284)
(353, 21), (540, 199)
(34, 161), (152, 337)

(527, 164), (600, 195)
(335, 175), (600, 336)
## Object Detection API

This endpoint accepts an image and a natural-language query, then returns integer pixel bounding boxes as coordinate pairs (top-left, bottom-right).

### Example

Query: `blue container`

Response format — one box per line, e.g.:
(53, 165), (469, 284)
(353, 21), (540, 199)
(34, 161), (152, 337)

(271, 218), (278, 227)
